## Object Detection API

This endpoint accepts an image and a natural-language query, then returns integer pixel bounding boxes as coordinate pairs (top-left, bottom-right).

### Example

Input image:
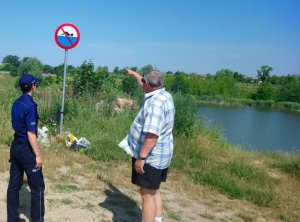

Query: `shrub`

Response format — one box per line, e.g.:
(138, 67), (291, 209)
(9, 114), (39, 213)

(253, 82), (275, 100)
(173, 93), (197, 136)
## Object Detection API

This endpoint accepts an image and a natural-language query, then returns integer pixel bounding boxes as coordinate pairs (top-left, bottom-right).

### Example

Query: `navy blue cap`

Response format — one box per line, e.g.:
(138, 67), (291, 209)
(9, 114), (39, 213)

(19, 73), (41, 88)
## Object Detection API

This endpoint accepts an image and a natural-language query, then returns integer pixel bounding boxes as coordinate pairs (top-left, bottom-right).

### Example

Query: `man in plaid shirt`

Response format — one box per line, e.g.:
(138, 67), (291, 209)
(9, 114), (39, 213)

(119, 68), (175, 222)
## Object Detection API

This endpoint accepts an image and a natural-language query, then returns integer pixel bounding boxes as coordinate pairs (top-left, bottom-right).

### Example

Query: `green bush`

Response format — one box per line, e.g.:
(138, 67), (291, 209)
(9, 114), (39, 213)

(253, 82), (275, 100)
(122, 76), (143, 98)
(239, 98), (256, 107)
(277, 102), (300, 110)
(255, 99), (275, 108)
(71, 61), (107, 96)
(173, 92), (198, 137)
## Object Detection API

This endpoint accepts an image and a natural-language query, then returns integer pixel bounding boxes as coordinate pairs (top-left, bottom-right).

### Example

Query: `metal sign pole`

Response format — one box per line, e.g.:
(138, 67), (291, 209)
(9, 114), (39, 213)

(55, 23), (80, 134)
(60, 49), (68, 134)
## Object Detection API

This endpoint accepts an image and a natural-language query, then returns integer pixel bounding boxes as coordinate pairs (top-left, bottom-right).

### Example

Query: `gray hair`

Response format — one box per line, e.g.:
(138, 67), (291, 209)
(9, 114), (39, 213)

(144, 70), (164, 88)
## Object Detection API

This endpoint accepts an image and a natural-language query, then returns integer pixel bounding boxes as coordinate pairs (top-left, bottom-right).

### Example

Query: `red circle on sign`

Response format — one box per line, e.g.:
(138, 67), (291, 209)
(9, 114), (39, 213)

(55, 23), (80, 50)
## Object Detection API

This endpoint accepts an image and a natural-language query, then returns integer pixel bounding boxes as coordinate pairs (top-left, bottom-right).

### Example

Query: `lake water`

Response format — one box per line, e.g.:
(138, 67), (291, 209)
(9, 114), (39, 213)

(197, 105), (300, 153)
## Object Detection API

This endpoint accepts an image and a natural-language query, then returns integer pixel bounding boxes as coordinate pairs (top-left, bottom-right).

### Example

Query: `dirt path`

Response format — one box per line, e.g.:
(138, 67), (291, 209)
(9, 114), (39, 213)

(0, 165), (273, 222)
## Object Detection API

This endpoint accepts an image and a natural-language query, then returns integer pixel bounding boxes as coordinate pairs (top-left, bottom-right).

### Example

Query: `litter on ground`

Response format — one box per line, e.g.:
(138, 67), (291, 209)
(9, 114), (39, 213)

(66, 133), (91, 151)
(38, 126), (50, 148)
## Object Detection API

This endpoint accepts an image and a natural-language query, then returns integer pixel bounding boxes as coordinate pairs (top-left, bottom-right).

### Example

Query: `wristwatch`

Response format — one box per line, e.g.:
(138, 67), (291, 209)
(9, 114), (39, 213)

(138, 155), (147, 160)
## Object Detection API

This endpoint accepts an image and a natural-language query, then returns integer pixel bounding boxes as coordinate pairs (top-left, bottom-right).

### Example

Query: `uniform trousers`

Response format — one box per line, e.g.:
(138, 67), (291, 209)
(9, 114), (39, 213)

(7, 139), (45, 222)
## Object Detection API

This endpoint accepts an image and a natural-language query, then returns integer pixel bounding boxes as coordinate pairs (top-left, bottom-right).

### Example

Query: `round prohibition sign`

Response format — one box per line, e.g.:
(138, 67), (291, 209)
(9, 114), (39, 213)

(55, 23), (80, 50)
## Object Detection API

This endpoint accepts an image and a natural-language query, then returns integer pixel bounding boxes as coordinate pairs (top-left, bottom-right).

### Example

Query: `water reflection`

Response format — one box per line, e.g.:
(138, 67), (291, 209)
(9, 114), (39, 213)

(197, 105), (300, 153)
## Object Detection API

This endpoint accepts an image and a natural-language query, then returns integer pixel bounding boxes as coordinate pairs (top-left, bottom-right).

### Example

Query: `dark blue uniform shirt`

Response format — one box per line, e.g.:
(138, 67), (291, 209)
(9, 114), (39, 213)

(11, 93), (39, 142)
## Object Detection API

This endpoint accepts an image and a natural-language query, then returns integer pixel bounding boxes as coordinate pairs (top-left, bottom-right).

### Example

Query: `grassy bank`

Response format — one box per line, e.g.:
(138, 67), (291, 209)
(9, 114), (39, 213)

(198, 95), (300, 112)
(0, 74), (299, 221)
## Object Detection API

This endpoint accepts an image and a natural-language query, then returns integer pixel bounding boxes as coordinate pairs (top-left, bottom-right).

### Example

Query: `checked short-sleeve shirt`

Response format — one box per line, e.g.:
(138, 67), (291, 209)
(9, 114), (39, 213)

(119, 88), (175, 169)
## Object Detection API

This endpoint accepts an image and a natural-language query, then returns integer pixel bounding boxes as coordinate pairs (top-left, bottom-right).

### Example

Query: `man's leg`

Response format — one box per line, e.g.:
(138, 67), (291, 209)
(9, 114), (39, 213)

(140, 187), (156, 222)
(154, 189), (163, 221)
(7, 159), (24, 222)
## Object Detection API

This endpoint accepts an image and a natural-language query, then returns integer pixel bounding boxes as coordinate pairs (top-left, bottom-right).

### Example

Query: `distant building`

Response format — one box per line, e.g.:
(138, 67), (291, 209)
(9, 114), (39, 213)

(244, 76), (260, 83)
(42, 72), (56, 77)
(195, 73), (207, 78)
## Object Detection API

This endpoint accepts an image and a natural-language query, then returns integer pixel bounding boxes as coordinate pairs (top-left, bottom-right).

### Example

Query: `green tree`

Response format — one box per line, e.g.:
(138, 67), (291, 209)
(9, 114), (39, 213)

(173, 92), (197, 136)
(276, 75), (300, 102)
(120, 66), (142, 96)
(215, 69), (234, 78)
(72, 61), (94, 95)
(18, 57), (43, 77)
(130, 67), (138, 72)
(170, 72), (190, 94)
(2, 55), (21, 75)
(213, 69), (238, 98)
(189, 76), (201, 95)
(0, 63), (12, 72)
(43, 64), (54, 74)
(233, 72), (246, 82)
(113, 66), (120, 74)
(257, 65), (273, 82)
(165, 71), (173, 75)
(67, 65), (76, 75)
(22, 57), (30, 63)
(2, 55), (21, 67)
(72, 61), (106, 96)
(10, 66), (19, 77)
(53, 64), (76, 83)
(254, 82), (275, 100)
(269, 75), (284, 85)
(122, 76), (141, 97)
(139, 64), (154, 75)
(96, 66), (109, 74)
(53, 64), (64, 75)
(293, 79), (300, 103)
(164, 74), (175, 92)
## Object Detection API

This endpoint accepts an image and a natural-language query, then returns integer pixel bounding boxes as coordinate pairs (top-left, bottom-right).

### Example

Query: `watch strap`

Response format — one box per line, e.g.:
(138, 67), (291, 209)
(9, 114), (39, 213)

(138, 155), (147, 160)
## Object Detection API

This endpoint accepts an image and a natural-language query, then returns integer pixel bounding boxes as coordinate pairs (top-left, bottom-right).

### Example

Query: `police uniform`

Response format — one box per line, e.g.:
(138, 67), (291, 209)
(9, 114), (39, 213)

(7, 74), (45, 222)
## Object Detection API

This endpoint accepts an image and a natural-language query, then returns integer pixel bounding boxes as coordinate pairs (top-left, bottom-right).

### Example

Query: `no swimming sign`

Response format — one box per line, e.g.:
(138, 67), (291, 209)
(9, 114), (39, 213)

(54, 23), (80, 134)
(55, 23), (80, 50)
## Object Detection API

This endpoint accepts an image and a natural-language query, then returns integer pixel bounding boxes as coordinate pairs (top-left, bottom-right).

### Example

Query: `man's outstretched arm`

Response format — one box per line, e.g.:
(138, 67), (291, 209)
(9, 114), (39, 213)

(125, 68), (144, 89)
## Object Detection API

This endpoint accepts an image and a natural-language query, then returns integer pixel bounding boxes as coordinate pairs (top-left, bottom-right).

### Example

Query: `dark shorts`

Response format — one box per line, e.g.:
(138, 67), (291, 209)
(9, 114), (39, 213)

(131, 158), (168, 190)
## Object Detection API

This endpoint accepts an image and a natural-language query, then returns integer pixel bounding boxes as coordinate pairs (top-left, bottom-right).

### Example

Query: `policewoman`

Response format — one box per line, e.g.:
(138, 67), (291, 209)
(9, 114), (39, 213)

(7, 73), (45, 222)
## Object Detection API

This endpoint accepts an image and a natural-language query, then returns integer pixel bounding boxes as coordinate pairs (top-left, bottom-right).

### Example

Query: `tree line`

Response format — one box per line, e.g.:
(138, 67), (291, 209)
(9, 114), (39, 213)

(1, 54), (300, 103)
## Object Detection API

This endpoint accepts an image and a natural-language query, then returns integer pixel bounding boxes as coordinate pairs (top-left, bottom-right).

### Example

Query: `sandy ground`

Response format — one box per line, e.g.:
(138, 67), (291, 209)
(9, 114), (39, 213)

(0, 166), (274, 222)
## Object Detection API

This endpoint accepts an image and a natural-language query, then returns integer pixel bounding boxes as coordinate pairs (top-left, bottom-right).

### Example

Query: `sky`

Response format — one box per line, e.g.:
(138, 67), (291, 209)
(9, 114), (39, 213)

(0, 0), (299, 77)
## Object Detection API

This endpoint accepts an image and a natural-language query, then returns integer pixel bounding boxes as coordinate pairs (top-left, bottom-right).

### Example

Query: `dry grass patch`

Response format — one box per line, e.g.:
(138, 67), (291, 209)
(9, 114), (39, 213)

(245, 155), (300, 221)
(0, 145), (10, 172)
(273, 175), (300, 221)
(42, 139), (108, 191)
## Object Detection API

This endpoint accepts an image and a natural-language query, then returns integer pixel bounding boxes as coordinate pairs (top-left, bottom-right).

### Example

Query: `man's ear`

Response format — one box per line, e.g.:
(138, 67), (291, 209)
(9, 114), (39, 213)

(146, 82), (152, 89)
(145, 84), (151, 92)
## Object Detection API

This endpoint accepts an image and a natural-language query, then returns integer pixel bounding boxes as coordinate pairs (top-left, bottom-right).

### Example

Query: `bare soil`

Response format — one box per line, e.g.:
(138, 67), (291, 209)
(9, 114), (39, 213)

(0, 162), (279, 222)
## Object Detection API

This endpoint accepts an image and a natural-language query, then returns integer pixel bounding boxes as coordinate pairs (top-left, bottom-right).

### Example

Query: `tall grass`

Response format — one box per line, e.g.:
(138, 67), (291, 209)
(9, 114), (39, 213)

(198, 96), (300, 112)
(173, 130), (280, 207)
(63, 97), (135, 161)
(266, 153), (300, 179)
(0, 75), (18, 145)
